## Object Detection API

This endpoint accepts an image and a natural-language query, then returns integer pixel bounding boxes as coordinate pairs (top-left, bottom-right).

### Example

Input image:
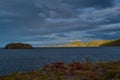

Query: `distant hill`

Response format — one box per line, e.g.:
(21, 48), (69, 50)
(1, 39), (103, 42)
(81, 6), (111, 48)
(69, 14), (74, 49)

(53, 38), (120, 47)
(100, 38), (120, 46)
(53, 40), (109, 47)
(85, 40), (109, 47)
(55, 41), (86, 47)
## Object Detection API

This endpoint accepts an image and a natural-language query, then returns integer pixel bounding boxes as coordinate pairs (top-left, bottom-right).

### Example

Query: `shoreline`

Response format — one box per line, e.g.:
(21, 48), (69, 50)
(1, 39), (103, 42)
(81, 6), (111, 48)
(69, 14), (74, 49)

(0, 46), (120, 49)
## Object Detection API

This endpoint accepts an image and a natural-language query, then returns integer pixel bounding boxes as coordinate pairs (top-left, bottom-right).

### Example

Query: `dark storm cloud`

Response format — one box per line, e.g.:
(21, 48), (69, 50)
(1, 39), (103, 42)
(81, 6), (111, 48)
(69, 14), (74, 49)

(84, 34), (120, 40)
(85, 24), (120, 39)
(0, 0), (44, 27)
(64, 0), (113, 8)
(36, 0), (114, 19)
(105, 14), (120, 24)
(84, 32), (120, 40)
(0, 0), (120, 47)
(55, 33), (69, 37)
(106, 27), (120, 32)
(90, 28), (120, 34)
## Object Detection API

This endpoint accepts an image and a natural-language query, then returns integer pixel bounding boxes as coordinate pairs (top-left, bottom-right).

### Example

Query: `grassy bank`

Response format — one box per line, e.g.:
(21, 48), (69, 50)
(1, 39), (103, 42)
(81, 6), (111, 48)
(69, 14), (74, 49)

(0, 61), (120, 80)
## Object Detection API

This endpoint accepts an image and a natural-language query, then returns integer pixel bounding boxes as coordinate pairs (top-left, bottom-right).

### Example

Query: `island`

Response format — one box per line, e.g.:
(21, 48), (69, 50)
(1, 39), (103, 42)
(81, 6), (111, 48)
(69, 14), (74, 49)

(5, 43), (33, 49)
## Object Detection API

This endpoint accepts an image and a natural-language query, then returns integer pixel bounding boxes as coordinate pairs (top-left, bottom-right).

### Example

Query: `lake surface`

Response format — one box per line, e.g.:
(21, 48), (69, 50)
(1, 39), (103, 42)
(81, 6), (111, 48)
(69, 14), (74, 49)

(0, 47), (120, 76)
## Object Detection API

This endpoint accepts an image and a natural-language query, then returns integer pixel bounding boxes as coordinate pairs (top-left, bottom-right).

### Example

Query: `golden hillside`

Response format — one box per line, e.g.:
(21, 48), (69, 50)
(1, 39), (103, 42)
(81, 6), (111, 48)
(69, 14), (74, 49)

(53, 39), (120, 47)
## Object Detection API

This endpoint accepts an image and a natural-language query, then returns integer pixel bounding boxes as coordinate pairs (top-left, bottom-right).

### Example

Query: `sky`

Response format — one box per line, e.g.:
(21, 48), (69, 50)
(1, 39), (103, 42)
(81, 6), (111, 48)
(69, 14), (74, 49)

(0, 0), (120, 47)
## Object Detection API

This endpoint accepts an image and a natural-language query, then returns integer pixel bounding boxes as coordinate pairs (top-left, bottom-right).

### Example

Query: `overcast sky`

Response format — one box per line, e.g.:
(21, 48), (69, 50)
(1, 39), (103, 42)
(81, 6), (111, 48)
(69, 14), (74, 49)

(0, 0), (120, 47)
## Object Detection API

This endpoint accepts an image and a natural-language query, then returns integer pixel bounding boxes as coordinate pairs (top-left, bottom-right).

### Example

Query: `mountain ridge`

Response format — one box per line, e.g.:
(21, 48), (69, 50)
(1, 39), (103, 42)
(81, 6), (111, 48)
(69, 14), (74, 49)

(53, 38), (120, 47)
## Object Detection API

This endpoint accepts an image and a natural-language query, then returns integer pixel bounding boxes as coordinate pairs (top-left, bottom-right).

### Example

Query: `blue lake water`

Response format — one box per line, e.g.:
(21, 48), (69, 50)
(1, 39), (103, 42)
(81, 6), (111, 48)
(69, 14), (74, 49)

(0, 47), (120, 76)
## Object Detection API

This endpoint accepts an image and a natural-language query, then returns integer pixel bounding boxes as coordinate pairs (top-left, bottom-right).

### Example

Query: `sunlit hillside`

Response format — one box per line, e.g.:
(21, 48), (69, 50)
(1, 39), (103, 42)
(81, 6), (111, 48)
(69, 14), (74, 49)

(101, 38), (120, 46)
(54, 38), (120, 47)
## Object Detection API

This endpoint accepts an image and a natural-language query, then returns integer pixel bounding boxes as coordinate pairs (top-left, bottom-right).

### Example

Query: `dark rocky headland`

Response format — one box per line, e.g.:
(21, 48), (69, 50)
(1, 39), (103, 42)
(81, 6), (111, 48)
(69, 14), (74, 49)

(5, 43), (33, 49)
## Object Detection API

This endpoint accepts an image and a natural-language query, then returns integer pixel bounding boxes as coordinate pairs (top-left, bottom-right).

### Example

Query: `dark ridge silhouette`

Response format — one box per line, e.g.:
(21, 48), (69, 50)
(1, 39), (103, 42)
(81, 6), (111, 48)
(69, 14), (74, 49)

(100, 38), (120, 46)
(5, 43), (33, 49)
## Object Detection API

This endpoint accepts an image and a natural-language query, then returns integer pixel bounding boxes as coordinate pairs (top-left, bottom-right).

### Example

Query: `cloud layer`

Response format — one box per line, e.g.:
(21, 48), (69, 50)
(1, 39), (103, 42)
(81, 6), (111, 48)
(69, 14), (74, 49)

(0, 0), (120, 47)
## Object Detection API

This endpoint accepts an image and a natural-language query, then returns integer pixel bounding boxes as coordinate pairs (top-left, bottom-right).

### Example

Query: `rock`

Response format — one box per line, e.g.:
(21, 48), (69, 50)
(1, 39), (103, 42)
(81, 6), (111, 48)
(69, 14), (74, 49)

(5, 43), (33, 49)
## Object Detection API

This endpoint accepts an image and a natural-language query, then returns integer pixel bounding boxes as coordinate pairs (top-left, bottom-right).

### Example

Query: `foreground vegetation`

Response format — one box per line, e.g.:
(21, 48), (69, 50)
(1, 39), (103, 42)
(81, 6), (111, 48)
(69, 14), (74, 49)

(0, 61), (120, 80)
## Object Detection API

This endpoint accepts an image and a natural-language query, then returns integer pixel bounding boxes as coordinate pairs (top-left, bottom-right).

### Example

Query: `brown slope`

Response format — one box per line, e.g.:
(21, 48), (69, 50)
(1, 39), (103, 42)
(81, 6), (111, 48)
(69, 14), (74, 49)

(100, 38), (120, 46)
